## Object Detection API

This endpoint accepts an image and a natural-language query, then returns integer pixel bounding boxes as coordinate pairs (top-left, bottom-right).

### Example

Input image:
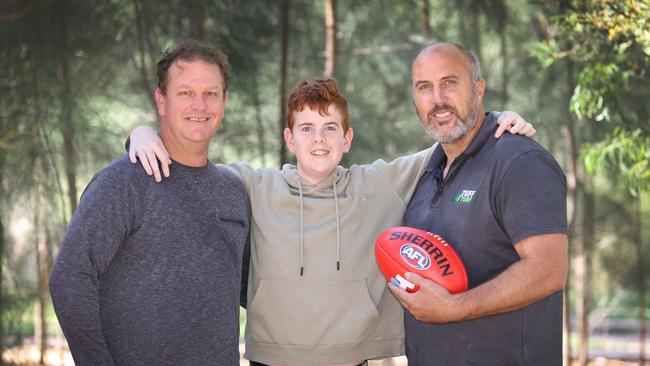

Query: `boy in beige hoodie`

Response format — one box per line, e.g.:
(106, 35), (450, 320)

(128, 77), (534, 366)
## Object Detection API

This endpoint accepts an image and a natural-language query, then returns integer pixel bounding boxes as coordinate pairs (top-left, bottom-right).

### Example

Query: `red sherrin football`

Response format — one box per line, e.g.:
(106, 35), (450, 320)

(375, 226), (468, 293)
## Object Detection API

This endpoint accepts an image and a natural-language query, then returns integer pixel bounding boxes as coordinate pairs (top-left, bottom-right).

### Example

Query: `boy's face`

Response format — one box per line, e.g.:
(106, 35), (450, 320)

(284, 104), (353, 185)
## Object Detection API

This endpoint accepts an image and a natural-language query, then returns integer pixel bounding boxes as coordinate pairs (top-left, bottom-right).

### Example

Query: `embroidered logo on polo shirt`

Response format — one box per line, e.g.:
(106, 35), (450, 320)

(454, 190), (476, 204)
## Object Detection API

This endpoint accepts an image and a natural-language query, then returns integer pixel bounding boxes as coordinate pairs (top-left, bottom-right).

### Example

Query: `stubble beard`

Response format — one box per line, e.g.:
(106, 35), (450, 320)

(421, 90), (481, 145)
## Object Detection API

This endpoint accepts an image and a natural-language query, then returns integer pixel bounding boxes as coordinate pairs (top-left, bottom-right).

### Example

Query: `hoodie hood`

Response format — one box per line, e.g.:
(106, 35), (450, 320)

(280, 164), (351, 196)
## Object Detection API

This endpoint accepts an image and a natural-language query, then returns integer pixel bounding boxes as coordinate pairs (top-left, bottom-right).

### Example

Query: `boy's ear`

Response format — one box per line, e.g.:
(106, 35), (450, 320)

(283, 128), (295, 153)
(343, 127), (354, 153)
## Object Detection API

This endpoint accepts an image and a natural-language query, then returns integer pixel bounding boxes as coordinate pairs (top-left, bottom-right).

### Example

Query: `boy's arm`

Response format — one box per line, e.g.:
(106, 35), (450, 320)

(49, 169), (142, 365)
(125, 112), (535, 183)
(379, 111), (536, 201)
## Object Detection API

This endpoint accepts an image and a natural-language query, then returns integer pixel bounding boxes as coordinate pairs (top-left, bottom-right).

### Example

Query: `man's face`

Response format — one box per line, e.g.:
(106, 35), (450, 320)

(284, 105), (353, 185)
(155, 60), (227, 150)
(412, 45), (485, 144)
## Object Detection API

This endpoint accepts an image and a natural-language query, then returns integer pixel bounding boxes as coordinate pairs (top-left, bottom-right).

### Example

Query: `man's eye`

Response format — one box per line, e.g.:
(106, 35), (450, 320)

(179, 91), (192, 96)
(206, 91), (219, 97)
(418, 84), (431, 91)
(444, 79), (456, 85)
(301, 127), (312, 132)
(325, 126), (337, 132)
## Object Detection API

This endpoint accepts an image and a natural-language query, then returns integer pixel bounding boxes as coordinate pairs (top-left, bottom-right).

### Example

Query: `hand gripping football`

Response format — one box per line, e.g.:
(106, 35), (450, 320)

(375, 226), (468, 293)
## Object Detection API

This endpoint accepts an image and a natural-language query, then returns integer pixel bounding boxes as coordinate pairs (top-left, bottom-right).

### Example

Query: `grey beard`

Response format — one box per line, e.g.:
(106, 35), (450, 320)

(425, 93), (481, 144)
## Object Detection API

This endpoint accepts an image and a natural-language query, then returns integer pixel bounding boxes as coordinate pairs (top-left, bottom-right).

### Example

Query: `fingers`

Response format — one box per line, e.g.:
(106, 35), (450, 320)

(144, 149), (162, 182)
(524, 123), (536, 137)
(129, 147), (137, 164)
(388, 282), (410, 308)
(494, 120), (510, 138)
(135, 147), (154, 177)
(152, 142), (171, 178)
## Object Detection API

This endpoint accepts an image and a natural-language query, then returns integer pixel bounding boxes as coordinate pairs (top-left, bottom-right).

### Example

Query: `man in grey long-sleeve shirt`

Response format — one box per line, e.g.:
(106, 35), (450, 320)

(49, 39), (251, 365)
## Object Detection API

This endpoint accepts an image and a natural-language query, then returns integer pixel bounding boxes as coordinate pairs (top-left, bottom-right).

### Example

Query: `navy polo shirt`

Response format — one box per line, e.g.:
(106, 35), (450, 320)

(403, 112), (567, 366)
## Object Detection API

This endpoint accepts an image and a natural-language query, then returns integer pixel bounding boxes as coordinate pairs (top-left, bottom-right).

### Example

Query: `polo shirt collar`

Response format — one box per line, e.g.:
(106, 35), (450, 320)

(463, 111), (497, 157)
(424, 111), (497, 173)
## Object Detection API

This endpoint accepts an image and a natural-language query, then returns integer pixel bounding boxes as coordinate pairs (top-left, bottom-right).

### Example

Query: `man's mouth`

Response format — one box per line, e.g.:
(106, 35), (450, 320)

(311, 149), (329, 157)
(186, 116), (210, 122)
(428, 106), (457, 124)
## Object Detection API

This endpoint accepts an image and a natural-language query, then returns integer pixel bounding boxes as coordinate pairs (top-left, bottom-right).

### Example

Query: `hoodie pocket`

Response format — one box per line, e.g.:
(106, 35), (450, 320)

(247, 279), (379, 346)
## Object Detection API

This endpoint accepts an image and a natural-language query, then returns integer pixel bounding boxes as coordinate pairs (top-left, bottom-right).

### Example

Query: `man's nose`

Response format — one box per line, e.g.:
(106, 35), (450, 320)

(430, 86), (445, 104)
(191, 95), (209, 110)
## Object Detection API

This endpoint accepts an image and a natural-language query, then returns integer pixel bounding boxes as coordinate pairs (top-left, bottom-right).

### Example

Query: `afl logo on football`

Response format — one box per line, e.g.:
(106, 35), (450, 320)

(400, 244), (431, 270)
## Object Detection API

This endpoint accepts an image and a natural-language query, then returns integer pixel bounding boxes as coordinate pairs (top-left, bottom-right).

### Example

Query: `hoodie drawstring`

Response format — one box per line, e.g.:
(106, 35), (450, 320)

(298, 179), (305, 276)
(333, 178), (341, 271)
(297, 174), (342, 276)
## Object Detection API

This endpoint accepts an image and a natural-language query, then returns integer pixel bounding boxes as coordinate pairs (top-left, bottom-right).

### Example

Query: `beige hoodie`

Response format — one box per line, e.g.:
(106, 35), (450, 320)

(227, 147), (434, 365)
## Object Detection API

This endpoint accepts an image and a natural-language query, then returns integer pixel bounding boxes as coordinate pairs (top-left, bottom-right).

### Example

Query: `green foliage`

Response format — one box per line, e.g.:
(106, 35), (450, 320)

(583, 128), (650, 192)
(534, 0), (650, 192)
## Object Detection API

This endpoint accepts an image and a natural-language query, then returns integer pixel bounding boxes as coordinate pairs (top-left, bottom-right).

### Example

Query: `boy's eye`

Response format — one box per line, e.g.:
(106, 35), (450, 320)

(301, 126), (312, 132)
(325, 126), (337, 131)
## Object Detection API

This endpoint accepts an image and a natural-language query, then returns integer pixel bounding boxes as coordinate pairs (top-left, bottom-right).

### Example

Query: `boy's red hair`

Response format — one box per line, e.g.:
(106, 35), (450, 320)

(287, 77), (350, 132)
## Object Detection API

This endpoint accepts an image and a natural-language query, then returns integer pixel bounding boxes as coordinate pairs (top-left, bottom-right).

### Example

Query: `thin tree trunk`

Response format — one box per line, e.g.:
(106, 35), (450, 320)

(421, 0), (431, 39)
(33, 195), (48, 365)
(636, 197), (646, 365)
(278, 0), (290, 166)
(0, 211), (4, 366)
(576, 186), (593, 365)
(252, 83), (267, 167)
(324, 0), (337, 77)
(132, 0), (158, 116)
(499, 24), (508, 106)
(56, 3), (78, 218)
(562, 58), (577, 366)
(189, 0), (205, 40)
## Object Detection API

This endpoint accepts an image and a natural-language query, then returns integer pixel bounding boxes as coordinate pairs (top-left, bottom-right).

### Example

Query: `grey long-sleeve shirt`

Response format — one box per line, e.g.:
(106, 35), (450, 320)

(50, 156), (250, 366)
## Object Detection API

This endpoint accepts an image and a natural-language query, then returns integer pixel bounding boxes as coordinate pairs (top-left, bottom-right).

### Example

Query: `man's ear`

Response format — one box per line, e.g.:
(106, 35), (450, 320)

(283, 128), (295, 153)
(475, 79), (486, 100)
(223, 90), (229, 106)
(343, 127), (354, 153)
(155, 88), (166, 117)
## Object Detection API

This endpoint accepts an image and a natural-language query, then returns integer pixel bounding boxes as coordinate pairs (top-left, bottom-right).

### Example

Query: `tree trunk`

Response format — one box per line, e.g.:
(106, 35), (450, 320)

(33, 197), (48, 365)
(252, 82), (267, 167)
(278, 0), (290, 166)
(576, 185), (594, 365)
(324, 0), (337, 77)
(636, 197), (647, 365)
(421, 0), (431, 39)
(0, 212), (4, 366)
(562, 58), (577, 366)
(189, 0), (205, 40)
(499, 24), (508, 106)
(56, 2), (78, 218)
(132, 0), (159, 116)
(459, 0), (481, 62)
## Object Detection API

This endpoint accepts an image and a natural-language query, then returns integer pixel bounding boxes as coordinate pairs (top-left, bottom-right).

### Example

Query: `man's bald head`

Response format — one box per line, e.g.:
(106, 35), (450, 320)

(413, 42), (482, 86)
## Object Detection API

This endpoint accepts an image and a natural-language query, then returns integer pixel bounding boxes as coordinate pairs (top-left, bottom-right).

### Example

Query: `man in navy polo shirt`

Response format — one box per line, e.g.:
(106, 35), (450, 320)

(388, 42), (568, 365)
